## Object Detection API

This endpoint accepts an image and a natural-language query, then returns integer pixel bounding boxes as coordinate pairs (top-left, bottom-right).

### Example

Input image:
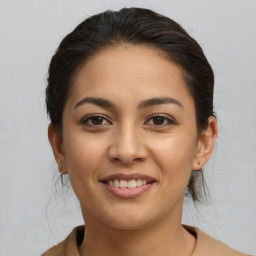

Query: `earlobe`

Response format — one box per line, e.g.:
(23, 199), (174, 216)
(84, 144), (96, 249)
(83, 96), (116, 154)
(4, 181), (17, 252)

(48, 123), (68, 174)
(193, 116), (217, 170)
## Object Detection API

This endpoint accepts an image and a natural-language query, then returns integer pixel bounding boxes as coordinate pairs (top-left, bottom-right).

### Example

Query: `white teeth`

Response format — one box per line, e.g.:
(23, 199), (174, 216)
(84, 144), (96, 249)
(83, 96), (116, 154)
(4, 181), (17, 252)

(136, 179), (142, 186)
(120, 180), (128, 188)
(127, 180), (136, 188)
(107, 179), (148, 188)
(113, 179), (119, 187)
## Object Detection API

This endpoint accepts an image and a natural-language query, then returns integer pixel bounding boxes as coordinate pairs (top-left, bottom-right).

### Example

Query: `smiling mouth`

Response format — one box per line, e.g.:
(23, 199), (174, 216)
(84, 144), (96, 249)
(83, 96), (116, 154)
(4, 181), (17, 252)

(100, 173), (156, 197)
(101, 179), (155, 188)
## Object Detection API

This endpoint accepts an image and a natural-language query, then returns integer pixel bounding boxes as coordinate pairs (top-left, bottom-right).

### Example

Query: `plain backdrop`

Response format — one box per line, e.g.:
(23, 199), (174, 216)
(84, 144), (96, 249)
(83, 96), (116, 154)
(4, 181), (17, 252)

(0, 0), (255, 255)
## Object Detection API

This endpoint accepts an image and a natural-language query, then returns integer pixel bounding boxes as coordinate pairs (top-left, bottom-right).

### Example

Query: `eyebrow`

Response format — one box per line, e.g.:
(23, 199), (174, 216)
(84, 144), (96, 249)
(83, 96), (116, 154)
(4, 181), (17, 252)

(74, 96), (183, 110)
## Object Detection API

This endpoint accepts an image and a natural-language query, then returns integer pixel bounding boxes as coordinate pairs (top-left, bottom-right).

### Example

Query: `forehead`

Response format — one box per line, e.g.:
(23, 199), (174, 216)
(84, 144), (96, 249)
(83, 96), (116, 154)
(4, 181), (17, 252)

(67, 46), (194, 110)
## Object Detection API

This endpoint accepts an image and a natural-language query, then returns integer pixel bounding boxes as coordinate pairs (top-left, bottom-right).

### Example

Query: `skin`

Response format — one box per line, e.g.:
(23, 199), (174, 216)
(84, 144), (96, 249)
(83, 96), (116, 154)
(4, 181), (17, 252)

(49, 46), (217, 256)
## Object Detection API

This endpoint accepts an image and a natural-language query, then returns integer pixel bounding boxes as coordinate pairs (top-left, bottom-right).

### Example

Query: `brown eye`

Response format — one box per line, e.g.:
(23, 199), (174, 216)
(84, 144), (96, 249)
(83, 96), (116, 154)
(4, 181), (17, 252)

(152, 116), (166, 125)
(146, 115), (175, 126)
(81, 115), (111, 126)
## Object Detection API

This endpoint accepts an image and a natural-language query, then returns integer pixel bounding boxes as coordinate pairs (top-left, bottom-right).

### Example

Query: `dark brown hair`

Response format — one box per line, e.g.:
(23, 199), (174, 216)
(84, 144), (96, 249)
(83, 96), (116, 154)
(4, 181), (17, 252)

(46, 7), (215, 202)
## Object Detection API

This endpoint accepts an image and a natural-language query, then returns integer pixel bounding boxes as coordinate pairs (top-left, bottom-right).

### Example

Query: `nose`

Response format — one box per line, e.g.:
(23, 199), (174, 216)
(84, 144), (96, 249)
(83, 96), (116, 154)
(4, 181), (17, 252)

(108, 124), (148, 165)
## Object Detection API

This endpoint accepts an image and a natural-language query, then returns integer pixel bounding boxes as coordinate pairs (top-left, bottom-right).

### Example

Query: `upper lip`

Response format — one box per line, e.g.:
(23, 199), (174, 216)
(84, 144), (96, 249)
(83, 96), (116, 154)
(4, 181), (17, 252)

(100, 173), (156, 183)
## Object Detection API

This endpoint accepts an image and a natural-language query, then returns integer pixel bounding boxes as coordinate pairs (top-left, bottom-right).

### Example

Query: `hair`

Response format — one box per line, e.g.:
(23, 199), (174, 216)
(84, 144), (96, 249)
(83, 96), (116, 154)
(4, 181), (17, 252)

(46, 7), (215, 203)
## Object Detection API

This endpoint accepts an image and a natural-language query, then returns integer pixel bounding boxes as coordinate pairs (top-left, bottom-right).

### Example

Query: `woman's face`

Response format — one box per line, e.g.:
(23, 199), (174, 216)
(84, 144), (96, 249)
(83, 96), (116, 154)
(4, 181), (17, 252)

(51, 46), (212, 230)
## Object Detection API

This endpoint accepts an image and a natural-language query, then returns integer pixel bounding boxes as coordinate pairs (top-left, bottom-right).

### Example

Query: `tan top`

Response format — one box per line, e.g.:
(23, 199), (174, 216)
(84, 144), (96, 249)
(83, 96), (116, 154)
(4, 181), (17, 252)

(42, 225), (252, 256)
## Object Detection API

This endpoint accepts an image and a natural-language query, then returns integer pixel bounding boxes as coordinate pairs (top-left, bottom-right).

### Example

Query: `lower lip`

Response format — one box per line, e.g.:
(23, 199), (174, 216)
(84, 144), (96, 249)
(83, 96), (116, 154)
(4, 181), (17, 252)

(101, 182), (155, 198)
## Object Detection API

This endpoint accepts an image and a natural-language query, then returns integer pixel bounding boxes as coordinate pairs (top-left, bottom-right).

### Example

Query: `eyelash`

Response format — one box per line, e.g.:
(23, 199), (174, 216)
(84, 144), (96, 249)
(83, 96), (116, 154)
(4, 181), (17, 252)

(80, 114), (176, 127)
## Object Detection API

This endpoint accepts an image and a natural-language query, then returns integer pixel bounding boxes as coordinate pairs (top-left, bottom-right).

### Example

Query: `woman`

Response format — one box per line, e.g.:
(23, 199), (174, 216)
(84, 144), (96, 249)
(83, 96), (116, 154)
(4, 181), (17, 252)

(42, 7), (250, 256)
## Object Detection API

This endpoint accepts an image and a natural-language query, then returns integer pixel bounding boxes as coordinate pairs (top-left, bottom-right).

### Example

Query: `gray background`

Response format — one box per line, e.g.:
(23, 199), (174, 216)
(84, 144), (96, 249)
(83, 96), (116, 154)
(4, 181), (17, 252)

(0, 0), (255, 255)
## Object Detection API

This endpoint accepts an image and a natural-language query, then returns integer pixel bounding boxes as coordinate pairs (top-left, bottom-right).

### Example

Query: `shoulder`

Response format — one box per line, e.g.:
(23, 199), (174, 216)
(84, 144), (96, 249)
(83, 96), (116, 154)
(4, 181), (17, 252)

(184, 225), (252, 256)
(41, 226), (85, 256)
(41, 225), (252, 256)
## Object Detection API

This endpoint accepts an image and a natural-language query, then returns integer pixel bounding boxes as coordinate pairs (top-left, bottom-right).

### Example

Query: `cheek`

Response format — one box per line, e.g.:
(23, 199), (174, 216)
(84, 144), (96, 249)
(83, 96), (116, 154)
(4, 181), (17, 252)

(149, 130), (197, 189)
(63, 131), (106, 182)
(61, 131), (109, 206)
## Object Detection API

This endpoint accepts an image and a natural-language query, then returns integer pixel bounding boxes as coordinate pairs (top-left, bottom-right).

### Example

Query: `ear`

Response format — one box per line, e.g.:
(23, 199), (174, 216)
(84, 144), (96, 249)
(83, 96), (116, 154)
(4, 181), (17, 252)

(48, 123), (68, 174)
(193, 116), (217, 170)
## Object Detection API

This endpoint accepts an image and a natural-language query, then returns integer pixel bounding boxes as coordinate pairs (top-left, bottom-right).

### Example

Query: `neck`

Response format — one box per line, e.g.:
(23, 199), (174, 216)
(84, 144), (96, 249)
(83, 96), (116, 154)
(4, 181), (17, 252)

(78, 211), (196, 256)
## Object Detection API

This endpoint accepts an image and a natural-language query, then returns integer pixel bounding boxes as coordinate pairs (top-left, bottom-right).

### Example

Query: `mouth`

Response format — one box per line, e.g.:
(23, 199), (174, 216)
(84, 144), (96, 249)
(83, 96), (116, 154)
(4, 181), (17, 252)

(100, 173), (156, 198)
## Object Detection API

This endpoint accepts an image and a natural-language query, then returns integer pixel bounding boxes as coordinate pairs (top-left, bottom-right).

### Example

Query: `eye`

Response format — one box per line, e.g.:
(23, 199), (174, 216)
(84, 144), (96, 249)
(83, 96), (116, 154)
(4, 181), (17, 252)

(80, 114), (111, 126)
(145, 115), (175, 126)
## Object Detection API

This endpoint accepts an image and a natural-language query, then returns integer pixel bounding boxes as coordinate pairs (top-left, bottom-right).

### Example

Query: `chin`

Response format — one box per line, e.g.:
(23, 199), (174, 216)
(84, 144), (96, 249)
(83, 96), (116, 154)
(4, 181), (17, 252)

(97, 207), (157, 231)
(106, 217), (153, 231)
